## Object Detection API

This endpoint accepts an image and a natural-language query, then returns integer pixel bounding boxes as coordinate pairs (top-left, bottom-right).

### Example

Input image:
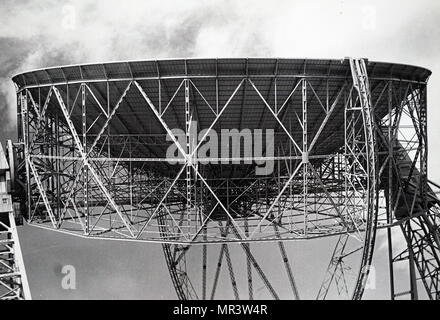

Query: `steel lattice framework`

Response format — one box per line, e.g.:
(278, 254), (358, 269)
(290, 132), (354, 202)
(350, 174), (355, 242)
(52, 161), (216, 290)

(10, 57), (440, 300)
(0, 141), (31, 300)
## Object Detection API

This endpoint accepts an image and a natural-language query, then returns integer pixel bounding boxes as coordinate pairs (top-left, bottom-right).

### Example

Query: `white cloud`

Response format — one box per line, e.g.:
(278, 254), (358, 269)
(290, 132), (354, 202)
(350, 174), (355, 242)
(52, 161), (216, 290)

(0, 0), (438, 166)
(0, 0), (438, 162)
(0, 0), (438, 69)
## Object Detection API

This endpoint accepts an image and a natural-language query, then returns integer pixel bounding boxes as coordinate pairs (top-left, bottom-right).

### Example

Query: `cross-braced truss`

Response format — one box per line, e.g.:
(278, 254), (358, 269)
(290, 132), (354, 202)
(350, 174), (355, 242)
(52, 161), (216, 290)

(0, 210), (31, 300)
(11, 58), (440, 299)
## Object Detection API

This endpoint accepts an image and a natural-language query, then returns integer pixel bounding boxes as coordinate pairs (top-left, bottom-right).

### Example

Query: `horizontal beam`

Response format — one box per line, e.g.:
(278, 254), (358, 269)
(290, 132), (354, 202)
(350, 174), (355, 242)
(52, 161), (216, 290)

(16, 76), (428, 92)
(30, 154), (337, 162)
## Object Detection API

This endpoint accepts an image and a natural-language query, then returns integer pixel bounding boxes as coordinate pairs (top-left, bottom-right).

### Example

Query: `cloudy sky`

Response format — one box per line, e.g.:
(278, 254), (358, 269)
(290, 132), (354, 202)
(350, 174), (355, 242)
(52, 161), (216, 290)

(1, 0), (440, 299)
(1, 0), (440, 174)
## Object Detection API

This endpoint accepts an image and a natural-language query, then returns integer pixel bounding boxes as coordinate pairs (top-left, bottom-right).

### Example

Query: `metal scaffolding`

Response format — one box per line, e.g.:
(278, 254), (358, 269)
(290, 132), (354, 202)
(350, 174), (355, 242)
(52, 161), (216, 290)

(0, 141), (31, 300)
(10, 57), (440, 299)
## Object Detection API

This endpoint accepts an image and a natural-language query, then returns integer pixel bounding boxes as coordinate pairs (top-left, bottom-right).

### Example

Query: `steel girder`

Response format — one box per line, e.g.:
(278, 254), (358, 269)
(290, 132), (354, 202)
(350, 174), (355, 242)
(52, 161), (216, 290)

(377, 80), (440, 300)
(12, 58), (440, 300)
(17, 77), (373, 244)
(0, 210), (31, 300)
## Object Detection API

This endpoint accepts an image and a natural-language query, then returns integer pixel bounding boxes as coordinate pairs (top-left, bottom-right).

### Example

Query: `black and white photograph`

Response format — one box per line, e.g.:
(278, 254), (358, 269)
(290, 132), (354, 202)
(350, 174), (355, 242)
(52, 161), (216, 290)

(0, 0), (439, 307)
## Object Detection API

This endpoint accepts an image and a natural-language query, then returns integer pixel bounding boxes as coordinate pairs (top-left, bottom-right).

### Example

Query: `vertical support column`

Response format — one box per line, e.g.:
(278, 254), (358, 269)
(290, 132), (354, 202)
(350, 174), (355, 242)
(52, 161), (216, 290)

(129, 138), (133, 220)
(244, 219), (253, 300)
(302, 79), (308, 235)
(202, 225), (207, 300)
(344, 91), (350, 224)
(184, 79), (192, 235)
(406, 222), (419, 300)
(55, 112), (61, 221)
(216, 60), (219, 115)
(20, 92), (32, 221)
(106, 81), (112, 230)
(81, 84), (89, 234)
(420, 85), (428, 211)
(386, 80), (396, 300)
(386, 201), (395, 299)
